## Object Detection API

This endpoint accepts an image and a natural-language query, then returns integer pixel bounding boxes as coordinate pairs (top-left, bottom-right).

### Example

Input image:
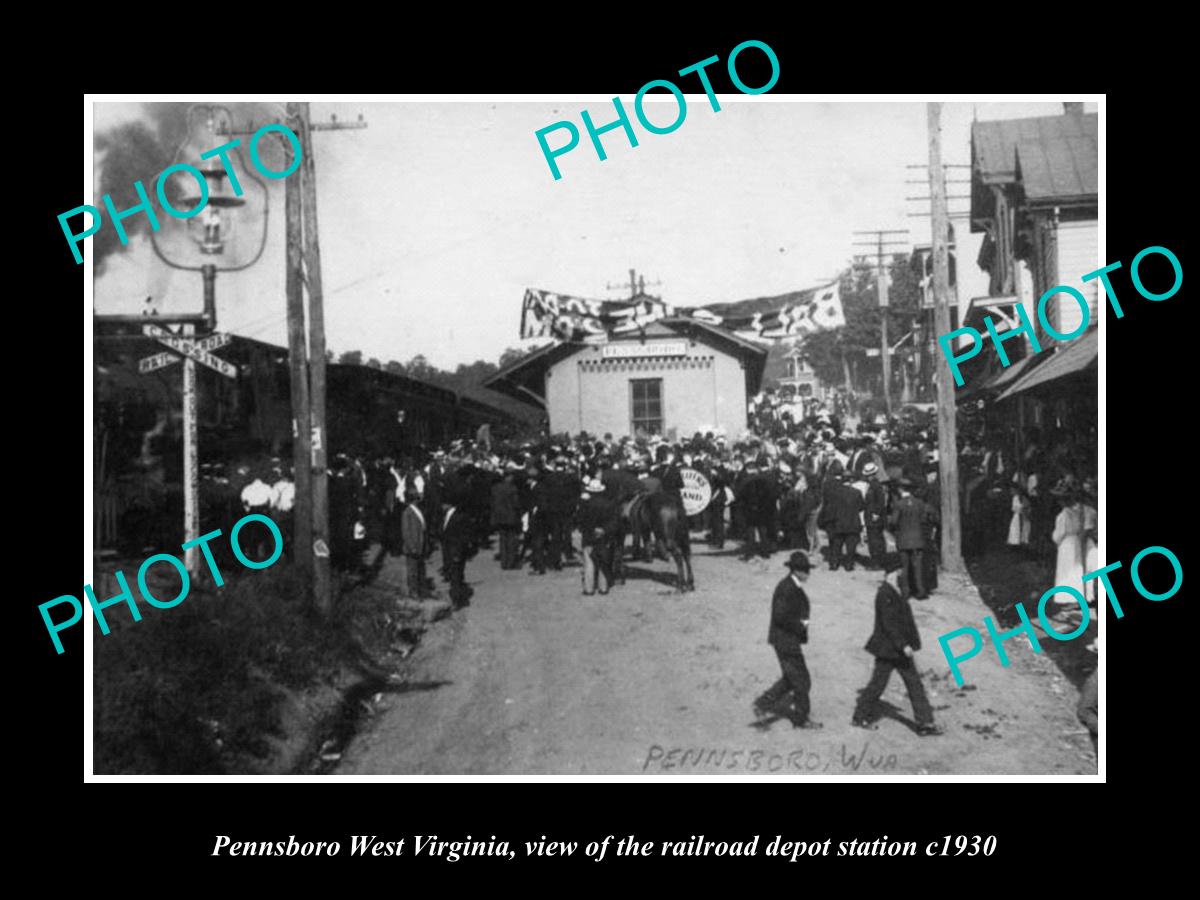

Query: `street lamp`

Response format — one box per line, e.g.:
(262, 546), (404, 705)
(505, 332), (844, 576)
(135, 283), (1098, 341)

(150, 104), (269, 328)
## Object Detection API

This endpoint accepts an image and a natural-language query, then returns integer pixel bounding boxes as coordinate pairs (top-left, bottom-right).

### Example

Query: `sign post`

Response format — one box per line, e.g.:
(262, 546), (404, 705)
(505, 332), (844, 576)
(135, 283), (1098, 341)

(182, 323), (199, 572)
(138, 323), (236, 575)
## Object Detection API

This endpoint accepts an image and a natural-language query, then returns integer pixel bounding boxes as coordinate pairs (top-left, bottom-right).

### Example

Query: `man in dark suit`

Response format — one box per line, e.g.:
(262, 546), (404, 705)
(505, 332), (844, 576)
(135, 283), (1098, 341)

(706, 462), (728, 549)
(889, 478), (930, 599)
(825, 473), (865, 571)
(490, 470), (522, 570)
(651, 445), (684, 499)
(525, 463), (551, 575)
(577, 476), (618, 595)
(863, 462), (888, 570)
(918, 466), (941, 593)
(753, 551), (822, 729)
(401, 492), (429, 599)
(851, 554), (942, 735)
(441, 503), (475, 609)
(738, 463), (779, 561)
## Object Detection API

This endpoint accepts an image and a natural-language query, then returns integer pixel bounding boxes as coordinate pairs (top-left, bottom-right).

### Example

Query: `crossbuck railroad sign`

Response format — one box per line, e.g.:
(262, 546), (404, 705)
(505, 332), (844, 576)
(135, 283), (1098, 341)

(139, 324), (237, 379)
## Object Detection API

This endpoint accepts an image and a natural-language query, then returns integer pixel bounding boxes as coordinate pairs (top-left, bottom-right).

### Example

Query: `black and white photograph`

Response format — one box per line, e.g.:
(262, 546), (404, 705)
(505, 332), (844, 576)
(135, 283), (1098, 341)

(84, 95), (1100, 777)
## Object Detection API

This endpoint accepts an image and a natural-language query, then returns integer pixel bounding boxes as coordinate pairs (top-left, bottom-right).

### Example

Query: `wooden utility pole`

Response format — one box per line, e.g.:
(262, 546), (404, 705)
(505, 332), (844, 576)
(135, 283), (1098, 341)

(298, 102), (332, 617)
(853, 230), (908, 415)
(927, 102), (965, 574)
(285, 101), (314, 588)
(876, 235), (891, 414)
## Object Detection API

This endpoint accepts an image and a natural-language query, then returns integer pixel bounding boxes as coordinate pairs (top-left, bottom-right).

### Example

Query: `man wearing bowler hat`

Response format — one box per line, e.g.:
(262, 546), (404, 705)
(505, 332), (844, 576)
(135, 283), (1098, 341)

(851, 553), (942, 735)
(753, 551), (822, 729)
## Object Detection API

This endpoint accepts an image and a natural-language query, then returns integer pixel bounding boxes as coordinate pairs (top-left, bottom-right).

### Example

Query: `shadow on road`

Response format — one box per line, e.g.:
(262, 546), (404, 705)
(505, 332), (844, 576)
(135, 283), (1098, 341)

(621, 564), (683, 590)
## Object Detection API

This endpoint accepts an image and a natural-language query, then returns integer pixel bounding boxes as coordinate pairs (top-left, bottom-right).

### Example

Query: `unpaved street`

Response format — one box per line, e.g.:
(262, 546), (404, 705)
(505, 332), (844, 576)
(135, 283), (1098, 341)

(338, 544), (1096, 776)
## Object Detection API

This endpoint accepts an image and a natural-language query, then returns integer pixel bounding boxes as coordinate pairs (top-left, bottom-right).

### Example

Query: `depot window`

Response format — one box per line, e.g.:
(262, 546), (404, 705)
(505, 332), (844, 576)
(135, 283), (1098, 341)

(630, 378), (663, 436)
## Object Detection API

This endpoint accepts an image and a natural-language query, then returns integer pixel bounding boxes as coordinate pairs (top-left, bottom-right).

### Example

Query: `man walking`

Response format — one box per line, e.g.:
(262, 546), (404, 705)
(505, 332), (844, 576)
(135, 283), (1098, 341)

(851, 554), (942, 735)
(753, 551), (822, 729)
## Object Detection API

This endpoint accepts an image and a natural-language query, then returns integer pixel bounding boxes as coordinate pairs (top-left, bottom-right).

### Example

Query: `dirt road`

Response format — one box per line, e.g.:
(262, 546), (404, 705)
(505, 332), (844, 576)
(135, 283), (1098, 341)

(337, 543), (1096, 776)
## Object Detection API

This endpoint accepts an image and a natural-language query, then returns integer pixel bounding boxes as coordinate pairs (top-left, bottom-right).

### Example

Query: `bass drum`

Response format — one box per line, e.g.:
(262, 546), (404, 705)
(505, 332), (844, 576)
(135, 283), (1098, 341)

(678, 467), (712, 516)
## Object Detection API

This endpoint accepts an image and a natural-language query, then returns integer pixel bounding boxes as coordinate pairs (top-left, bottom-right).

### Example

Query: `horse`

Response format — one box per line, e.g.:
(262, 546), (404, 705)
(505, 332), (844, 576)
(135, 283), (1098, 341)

(618, 491), (695, 593)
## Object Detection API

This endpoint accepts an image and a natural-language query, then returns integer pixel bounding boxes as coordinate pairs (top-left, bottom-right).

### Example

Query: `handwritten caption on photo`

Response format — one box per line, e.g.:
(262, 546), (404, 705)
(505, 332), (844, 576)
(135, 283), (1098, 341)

(642, 741), (897, 773)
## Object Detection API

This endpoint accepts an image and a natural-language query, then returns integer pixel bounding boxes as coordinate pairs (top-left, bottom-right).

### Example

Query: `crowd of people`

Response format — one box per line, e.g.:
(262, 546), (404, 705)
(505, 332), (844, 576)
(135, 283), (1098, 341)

(191, 399), (1096, 618)
(184, 396), (1095, 740)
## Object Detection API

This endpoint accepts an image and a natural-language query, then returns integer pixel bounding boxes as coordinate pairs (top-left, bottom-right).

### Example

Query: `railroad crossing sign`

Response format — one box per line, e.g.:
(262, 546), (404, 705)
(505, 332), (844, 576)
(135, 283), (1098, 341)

(139, 324), (236, 378)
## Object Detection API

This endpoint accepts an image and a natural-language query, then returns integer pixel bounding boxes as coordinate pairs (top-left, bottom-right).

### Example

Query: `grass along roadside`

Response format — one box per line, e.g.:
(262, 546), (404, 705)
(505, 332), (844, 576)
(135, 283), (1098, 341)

(92, 559), (432, 774)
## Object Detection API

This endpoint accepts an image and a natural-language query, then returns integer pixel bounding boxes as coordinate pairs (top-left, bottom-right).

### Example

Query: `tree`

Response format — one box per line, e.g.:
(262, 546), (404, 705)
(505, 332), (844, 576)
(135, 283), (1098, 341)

(800, 257), (924, 397)
(498, 346), (527, 370)
(337, 350), (362, 366)
(384, 360), (406, 376)
(405, 354), (439, 383)
(366, 357), (383, 370)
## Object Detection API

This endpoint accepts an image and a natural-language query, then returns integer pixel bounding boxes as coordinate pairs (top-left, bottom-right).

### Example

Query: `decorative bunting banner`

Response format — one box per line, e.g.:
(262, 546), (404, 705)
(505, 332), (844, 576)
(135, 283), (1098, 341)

(519, 282), (844, 344)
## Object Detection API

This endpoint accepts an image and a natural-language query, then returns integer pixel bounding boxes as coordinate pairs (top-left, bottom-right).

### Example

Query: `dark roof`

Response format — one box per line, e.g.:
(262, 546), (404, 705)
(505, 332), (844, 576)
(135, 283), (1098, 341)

(972, 112), (1096, 184)
(1017, 135), (1098, 205)
(971, 111), (1097, 226)
(995, 328), (1097, 401)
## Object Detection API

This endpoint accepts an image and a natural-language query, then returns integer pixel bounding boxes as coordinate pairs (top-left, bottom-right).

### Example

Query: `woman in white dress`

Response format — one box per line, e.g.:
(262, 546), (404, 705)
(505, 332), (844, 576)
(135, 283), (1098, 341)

(1007, 472), (1031, 548)
(1081, 478), (1098, 603)
(1050, 483), (1087, 606)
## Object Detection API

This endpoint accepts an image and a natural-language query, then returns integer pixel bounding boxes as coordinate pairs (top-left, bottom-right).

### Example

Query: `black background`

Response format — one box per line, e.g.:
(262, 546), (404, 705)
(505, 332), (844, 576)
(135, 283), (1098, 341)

(21, 24), (1188, 883)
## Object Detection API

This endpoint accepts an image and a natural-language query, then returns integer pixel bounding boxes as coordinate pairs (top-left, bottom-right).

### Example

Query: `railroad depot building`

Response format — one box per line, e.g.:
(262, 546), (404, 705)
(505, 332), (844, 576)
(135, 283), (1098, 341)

(486, 319), (767, 439)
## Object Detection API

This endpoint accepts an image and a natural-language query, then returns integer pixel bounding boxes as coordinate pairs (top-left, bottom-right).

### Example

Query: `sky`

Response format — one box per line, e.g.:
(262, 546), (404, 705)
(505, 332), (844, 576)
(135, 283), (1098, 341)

(92, 98), (1096, 369)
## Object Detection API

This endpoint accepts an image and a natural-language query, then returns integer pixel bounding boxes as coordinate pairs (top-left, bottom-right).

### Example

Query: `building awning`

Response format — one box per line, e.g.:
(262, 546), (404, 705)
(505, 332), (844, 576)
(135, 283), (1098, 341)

(995, 328), (1098, 401)
(956, 352), (1040, 403)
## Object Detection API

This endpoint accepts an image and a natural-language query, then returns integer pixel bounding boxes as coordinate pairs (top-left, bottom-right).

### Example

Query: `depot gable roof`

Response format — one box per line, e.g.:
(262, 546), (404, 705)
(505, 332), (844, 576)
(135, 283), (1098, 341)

(483, 318), (768, 408)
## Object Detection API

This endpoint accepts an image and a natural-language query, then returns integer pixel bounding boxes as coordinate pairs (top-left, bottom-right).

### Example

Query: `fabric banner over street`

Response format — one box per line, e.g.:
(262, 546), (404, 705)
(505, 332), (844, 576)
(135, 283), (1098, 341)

(519, 282), (845, 344)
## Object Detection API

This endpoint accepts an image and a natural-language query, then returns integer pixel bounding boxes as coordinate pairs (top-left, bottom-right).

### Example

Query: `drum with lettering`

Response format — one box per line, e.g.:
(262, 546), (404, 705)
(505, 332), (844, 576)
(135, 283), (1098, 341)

(679, 468), (712, 516)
